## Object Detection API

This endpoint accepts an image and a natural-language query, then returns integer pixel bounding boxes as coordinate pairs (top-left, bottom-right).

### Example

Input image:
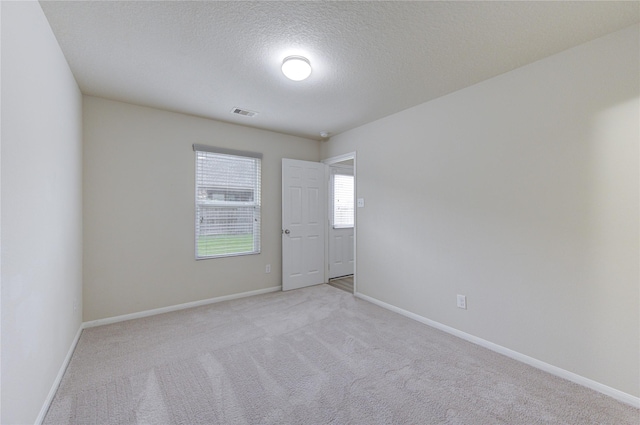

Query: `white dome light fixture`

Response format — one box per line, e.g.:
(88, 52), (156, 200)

(281, 56), (311, 81)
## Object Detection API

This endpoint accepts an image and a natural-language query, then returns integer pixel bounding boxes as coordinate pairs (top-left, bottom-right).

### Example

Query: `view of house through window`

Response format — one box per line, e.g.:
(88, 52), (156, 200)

(333, 173), (354, 228)
(194, 145), (262, 259)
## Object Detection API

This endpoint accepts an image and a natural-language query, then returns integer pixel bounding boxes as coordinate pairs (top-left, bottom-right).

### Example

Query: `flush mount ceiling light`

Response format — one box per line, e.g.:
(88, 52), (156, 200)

(281, 56), (311, 81)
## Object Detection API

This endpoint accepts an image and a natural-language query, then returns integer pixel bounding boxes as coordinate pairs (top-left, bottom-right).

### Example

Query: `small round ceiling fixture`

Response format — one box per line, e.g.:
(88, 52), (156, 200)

(282, 56), (311, 81)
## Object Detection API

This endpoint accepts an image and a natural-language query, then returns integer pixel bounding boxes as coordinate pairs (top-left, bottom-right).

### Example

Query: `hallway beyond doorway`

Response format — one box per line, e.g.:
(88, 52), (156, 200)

(328, 275), (353, 293)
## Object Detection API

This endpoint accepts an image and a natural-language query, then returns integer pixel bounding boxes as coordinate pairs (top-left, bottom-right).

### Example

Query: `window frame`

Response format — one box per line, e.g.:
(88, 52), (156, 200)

(331, 167), (355, 229)
(193, 144), (262, 260)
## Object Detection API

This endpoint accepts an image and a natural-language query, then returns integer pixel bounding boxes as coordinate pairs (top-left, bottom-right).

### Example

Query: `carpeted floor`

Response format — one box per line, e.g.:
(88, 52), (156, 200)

(44, 284), (639, 424)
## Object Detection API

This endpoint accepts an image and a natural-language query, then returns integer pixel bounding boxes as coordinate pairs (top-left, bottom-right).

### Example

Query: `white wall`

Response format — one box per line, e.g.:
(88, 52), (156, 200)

(83, 96), (320, 321)
(322, 25), (639, 398)
(1, 2), (83, 424)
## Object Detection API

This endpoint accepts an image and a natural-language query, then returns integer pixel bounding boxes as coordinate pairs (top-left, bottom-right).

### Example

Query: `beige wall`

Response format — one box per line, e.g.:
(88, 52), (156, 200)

(83, 97), (320, 321)
(1, 2), (83, 423)
(322, 25), (639, 397)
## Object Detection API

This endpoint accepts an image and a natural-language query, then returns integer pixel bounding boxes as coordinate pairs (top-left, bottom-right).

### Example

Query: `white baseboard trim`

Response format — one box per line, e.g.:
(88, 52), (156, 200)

(35, 325), (83, 425)
(355, 292), (640, 409)
(83, 286), (282, 329)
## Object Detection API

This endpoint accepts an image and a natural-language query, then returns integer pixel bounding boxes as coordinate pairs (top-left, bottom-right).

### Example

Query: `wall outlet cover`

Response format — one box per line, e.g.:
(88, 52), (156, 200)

(457, 294), (467, 309)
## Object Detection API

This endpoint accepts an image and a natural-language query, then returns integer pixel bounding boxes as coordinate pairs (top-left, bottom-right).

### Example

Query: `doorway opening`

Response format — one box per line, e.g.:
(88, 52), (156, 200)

(323, 153), (356, 294)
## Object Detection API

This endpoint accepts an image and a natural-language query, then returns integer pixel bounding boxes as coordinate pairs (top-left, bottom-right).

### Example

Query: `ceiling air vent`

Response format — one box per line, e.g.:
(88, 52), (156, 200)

(231, 107), (258, 117)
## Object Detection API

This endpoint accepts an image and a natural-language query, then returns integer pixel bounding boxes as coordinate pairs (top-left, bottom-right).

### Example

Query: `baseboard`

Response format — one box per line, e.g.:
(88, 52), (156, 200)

(35, 325), (83, 425)
(83, 286), (282, 329)
(355, 292), (640, 409)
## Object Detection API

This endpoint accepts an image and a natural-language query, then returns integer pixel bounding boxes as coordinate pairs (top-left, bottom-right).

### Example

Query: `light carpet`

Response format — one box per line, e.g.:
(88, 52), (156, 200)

(44, 284), (639, 424)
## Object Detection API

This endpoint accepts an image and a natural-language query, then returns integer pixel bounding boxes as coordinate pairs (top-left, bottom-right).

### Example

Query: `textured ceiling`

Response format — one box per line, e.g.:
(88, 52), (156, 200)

(40, 1), (639, 141)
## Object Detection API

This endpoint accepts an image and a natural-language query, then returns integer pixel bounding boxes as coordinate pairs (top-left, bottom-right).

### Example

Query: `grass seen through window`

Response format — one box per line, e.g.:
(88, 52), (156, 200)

(197, 234), (254, 257)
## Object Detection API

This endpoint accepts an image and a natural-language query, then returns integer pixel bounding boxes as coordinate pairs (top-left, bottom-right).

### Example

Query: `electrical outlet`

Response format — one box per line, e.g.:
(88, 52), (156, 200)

(456, 294), (467, 310)
(265, 264), (271, 273)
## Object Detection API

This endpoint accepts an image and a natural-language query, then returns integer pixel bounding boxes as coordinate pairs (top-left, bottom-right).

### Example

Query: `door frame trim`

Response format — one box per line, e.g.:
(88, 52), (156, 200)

(322, 152), (357, 294)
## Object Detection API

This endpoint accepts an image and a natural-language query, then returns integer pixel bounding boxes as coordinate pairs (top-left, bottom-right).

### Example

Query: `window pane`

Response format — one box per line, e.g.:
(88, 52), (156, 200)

(333, 174), (354, 228)
(195, 150), (261, 259)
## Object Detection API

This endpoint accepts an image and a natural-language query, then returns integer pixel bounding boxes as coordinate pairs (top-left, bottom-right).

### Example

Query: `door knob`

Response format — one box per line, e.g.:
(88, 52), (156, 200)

(284, 229), (290, 235)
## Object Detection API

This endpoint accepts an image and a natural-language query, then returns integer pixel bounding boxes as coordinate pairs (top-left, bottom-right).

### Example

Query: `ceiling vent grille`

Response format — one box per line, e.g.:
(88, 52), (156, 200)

(231, 107), (258, 117)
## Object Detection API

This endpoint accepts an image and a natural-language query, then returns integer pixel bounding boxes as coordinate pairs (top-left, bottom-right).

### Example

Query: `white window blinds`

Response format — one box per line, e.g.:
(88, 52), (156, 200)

(333, 172), (354, 228)
(193, 144), (262, 259)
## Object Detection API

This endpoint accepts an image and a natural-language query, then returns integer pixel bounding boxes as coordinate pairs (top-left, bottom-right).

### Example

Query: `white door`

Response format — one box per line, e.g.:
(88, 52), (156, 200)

(329, 229), (354, 279)
(282, 159), (326, 291)
(329, 167), (354, 279)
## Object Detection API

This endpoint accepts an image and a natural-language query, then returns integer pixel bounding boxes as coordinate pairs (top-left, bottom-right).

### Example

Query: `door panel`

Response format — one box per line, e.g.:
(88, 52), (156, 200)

(282, 159), (326, 291)
(329, 227), (354, 279)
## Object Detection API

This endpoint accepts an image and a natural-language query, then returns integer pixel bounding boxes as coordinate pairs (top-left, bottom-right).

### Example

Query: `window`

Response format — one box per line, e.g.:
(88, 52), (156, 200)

(333, 171), (354, 228)
(193, 144), (261, 259)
